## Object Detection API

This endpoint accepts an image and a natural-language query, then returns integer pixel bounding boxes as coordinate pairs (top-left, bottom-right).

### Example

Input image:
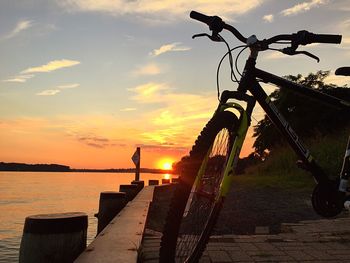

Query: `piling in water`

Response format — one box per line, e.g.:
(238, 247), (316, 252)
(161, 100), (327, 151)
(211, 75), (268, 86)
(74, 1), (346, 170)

(161, 178), (171, 184)
(96, 191), (126, 234)
(131, 180), (144, 192)
(148, 179), (159, 186)
(19, 212), (87, 263)
(119, 184), (139, 201)
(171, 177), (179, 183)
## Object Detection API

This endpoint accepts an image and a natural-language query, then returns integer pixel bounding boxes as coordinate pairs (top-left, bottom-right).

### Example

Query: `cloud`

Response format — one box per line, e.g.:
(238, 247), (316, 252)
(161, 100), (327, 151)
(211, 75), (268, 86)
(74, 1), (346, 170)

(262, 14), (274, 23)
(120, 107), (137, 112)
(132, 63), (162, 76)
(150, 42), (191, 56)
(78, 136), (111, 148)
(36, 89), (61, 96)
(57, 83), (80, 89)
(129, 82), (170, 102)
(128, 82), (217, 148)
(36, 83), (80, 96)
(281, 0), (327, 16)
(2, 75), (34, 83)
(325, 73), (349, 87)
(57, 0), (263, 21)
(21, 59), (80, 74)
(4, 20), (33, 39)
(136, 143), (188, 153)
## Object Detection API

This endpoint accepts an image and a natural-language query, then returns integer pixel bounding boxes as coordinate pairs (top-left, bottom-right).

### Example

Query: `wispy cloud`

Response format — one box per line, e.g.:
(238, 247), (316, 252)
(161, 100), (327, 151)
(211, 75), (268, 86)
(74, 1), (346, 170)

(58, 0), (262, 21)
(36, 83), (80, 96)
(78, 136), (111, 148)
(129, 82), (170, 102)
(128, 82), (217, 147)
(36, 89), (61, 96)
(262, 14), (274, 23)
(132, 63), (162, 76)
(58, 83), (80, 89)
(120, 107), (137, 112)
(150, 42), (191, 56)
(21, 59), (80, 74)
(281, 0), (327, 16)
(4, 20), (33, 39)
(2, 74), (34, 83)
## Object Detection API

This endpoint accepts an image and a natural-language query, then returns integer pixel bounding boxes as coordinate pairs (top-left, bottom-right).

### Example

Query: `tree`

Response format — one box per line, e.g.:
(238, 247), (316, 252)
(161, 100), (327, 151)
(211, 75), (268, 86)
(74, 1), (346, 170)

(253, 70), (350, 157)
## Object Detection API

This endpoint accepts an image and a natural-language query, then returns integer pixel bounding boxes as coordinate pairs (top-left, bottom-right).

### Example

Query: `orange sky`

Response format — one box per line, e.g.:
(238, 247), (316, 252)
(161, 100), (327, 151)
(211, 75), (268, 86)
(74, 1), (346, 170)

(1, 1), (348, 169)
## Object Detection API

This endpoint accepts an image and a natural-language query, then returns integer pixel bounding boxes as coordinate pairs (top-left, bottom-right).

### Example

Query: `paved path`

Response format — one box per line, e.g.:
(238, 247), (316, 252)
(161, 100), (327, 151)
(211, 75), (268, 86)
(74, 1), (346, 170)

(141, 217), (350, 262)
(75, 186), (155, 263)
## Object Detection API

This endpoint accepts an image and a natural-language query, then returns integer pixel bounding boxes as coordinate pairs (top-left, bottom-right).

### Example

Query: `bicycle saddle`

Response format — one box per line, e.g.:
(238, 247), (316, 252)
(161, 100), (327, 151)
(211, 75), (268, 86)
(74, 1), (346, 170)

(335, 67), (350, 76)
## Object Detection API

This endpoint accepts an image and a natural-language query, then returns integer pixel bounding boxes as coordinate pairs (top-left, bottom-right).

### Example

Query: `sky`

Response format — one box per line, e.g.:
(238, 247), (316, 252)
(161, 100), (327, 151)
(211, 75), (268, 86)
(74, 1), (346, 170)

(0, 0), (349, 169)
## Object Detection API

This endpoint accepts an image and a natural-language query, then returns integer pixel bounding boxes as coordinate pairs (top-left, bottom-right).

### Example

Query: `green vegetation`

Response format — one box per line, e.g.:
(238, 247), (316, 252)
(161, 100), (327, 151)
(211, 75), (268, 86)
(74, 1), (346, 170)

(253, 70), (349, 157)
(241, 125), (349, 190)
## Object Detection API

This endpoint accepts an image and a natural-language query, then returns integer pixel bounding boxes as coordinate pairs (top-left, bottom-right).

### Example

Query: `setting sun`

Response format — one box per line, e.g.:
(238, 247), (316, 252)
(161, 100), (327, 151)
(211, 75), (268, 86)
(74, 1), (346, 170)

(157, 158), (174, 170)
(162, 162), (172, 170)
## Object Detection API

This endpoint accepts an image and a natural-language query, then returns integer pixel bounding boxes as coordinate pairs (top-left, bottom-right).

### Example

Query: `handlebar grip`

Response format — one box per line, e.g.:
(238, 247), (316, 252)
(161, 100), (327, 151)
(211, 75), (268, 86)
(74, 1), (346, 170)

(190, 11), (212, 25)
(308, 33), (342, 44)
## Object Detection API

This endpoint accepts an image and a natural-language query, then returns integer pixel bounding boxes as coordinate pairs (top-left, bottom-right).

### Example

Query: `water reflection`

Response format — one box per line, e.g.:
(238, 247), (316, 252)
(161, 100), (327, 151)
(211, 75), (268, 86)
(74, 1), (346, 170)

(0, 172), (165, 263)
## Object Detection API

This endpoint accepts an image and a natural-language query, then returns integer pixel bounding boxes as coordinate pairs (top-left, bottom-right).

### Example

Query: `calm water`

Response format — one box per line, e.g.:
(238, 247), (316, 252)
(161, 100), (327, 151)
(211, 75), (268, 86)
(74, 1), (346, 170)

(0, 171), (170, 262)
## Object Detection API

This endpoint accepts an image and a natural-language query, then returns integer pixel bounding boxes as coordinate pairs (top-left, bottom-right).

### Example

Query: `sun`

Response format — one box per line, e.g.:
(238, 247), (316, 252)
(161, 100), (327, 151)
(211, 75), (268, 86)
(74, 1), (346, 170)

(162, 162), (172, 170)
(157, 159), (174, 170)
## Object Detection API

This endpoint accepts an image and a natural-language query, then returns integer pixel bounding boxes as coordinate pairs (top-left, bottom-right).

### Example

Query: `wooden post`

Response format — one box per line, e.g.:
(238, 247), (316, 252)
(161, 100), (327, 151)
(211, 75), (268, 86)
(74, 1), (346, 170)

(131, 180), (144, 193)
(162, 178), (171, 184)
(96, 191), (126, 234)
(148, 179), (159, 186)
(119, 184), (139, 201)
(172, 177), (179, 183)
(19, 212), (87, 263)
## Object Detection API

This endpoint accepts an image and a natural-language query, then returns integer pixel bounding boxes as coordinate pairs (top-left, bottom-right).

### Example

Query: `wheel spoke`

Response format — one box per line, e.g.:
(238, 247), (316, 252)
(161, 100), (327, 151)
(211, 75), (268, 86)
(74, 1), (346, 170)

(175, 128), (231, 261)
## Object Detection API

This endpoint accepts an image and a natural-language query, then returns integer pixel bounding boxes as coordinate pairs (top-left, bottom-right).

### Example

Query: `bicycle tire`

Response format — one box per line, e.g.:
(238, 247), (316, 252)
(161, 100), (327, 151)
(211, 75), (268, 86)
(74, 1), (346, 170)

(159, 110), (238, 263)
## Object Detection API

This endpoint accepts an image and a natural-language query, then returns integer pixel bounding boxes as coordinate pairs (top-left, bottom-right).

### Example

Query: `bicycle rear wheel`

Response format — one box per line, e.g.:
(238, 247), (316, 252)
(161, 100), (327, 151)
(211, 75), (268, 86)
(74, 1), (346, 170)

(159, 111), (238, 263)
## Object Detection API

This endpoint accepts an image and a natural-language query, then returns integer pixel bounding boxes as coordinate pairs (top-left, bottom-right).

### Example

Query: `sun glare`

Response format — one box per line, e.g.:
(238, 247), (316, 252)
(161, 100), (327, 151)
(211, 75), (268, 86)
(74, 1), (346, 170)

(162, 162), (172, 170)
(157, 158), (174, 170)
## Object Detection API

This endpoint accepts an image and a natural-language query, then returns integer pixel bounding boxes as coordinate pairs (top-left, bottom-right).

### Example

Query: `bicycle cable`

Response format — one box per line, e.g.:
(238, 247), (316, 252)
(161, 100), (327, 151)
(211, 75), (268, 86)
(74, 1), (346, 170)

(216, 42), (247, 101)
(235, 46), (249, 76)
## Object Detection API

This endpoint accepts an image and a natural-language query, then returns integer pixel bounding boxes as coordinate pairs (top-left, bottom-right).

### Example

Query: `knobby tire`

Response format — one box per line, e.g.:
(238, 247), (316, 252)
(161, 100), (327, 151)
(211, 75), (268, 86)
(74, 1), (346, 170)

(159, 111), (238, 263)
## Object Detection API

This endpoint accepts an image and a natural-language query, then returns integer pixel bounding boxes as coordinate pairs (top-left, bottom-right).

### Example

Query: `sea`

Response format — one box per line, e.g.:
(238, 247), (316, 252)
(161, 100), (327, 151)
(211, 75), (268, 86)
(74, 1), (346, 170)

(0, 171), (171, 262)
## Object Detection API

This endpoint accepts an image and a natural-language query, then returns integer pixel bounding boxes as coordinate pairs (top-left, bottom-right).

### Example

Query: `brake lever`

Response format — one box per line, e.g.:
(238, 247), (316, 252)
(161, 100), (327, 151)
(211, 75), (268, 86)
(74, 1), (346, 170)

(295, 51), (320, 63)
(192, 33), (222, 42)
(282, 47), (320, 63)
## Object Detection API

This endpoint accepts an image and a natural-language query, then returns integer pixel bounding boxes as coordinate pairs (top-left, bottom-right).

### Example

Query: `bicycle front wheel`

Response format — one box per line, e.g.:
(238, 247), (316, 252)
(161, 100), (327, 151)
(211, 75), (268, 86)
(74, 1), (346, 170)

(160, 110), (238, 263)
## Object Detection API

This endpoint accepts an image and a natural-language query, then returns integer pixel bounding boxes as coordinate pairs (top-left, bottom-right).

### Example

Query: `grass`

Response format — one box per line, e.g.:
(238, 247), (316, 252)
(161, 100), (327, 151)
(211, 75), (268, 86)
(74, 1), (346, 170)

(241, 126), (349, 190)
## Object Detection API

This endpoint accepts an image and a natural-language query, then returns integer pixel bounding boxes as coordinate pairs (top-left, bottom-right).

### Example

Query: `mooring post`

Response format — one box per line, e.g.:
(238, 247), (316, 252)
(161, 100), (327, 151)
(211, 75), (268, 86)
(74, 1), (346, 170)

(96, 191), (126, 234)
(119, 184), (139, 201)
(19, 212), (87, 263)
(148, 179), (159, 186)
(162, 178), (171, 184)
(131, 180), (144, 193)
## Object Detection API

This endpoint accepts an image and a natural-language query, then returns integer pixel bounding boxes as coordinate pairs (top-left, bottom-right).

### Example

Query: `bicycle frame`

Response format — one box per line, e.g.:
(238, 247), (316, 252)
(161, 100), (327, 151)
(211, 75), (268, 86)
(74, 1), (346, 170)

(209, 53), (350, 201)
(238, 54), (349, 186)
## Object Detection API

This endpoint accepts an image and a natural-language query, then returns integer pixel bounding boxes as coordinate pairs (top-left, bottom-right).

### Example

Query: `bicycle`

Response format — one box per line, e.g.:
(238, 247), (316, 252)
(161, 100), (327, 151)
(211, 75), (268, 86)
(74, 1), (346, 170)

(159, 10), (350, 263)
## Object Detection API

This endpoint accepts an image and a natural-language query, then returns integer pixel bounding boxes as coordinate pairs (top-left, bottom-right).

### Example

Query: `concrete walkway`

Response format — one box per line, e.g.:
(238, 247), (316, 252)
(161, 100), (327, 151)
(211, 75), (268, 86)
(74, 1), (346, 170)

(141, 217), (350, 262)
(75, 186), (155, 263)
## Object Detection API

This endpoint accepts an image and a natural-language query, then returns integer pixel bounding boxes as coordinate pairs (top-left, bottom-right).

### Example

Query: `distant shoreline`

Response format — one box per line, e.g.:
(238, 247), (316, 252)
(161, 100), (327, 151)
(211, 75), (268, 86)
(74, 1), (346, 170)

(0, 162), (174, 174)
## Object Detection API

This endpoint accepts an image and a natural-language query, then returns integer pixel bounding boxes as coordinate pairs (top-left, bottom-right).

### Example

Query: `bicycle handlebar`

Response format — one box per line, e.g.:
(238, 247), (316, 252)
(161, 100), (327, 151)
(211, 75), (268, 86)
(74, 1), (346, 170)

(190, 10), (342, 46)
(190, 11), (247, 43)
